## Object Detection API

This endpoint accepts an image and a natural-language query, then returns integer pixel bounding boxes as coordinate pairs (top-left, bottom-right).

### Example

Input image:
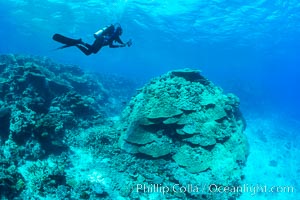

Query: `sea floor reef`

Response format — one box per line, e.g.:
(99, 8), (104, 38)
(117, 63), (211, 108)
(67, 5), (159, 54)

(0, 55), (248, 200)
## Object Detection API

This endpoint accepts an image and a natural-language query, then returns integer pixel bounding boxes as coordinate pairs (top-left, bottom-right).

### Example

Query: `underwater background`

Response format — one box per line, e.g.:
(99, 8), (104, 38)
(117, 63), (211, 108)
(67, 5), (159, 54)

(0, 0), (299, 199)
(1, 0), (300, 117)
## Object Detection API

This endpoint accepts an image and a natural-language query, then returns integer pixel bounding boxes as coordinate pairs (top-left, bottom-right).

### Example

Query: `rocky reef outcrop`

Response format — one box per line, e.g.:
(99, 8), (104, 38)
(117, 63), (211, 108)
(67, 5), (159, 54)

(118, 68), (248, 199)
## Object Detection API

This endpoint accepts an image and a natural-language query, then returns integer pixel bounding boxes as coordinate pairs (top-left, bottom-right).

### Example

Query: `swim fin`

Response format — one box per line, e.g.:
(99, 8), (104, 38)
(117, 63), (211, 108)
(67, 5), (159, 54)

(52, 34), (82, 49)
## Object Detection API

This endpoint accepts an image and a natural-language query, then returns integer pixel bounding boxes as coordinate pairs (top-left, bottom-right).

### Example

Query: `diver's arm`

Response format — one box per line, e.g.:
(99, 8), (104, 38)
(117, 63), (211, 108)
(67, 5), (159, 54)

(109, 43), (126, 48)
(109, 37), (132, 48)
(109, 37), (126, 48)
(115, 36), (125, 44)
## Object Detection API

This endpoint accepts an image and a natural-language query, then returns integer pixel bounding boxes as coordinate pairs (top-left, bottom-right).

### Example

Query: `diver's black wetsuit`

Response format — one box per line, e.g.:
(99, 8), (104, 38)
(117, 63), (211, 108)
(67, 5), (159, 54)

(76, 25), (126, 55)
(53, 24), (132, 56)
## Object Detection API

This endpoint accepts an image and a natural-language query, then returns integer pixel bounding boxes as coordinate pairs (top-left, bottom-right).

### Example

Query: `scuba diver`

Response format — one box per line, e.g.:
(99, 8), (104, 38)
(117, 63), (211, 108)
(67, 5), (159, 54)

(52, 23), (132, 56)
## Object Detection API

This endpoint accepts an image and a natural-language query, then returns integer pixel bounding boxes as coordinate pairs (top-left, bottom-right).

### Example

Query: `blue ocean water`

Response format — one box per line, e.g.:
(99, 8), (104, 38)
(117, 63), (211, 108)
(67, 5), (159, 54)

(1, 0), (299, 117)
(1, 0), (299, 199)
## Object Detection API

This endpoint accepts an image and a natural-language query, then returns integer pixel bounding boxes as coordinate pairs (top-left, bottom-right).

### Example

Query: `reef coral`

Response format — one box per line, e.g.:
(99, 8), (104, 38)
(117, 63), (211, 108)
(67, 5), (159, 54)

(118, 68), (248, 199)
(0, 55), (248, 200)
(0, 54), (135, 199)
(0, 54), (110, 154)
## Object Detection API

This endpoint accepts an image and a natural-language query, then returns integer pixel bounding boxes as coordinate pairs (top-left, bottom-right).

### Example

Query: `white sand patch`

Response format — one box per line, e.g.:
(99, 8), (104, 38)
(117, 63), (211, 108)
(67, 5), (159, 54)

(239, 113), (299, 199)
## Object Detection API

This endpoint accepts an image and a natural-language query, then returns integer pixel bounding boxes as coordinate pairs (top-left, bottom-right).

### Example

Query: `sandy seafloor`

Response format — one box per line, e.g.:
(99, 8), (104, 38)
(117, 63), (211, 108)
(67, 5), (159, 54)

(239, 112), (299, 199)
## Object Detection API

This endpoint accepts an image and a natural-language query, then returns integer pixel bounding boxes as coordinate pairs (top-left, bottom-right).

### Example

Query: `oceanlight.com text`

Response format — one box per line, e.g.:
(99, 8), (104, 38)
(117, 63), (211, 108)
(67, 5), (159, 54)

(209, 184), (295, 196)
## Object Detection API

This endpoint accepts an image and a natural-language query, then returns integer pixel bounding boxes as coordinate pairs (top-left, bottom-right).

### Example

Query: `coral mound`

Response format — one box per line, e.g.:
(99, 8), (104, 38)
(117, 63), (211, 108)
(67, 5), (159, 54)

(119, 68), (248, 199)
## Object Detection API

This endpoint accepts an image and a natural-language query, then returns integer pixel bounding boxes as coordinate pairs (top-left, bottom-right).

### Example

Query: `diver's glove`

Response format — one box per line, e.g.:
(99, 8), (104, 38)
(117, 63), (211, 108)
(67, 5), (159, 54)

(126, 39), (132, 47)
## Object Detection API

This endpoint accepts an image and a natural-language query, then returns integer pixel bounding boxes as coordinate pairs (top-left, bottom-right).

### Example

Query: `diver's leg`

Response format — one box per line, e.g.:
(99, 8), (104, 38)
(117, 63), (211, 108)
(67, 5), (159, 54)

(90, 38), (104, 53)
(75, 44), (93, 56)
(75, 38), (103, 55)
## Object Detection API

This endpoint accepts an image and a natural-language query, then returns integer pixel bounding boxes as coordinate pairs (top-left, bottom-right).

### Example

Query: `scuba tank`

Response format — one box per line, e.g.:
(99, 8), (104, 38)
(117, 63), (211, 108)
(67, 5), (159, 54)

(94, 25), (114, 39)
(94, 26), (108, 38)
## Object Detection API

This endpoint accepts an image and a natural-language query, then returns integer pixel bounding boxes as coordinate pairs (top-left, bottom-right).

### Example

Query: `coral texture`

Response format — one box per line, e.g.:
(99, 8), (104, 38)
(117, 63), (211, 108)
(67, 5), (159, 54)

(119, 68), (248, 199)
(0, 54), (110, 154)
(0, 54), (136, 199)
